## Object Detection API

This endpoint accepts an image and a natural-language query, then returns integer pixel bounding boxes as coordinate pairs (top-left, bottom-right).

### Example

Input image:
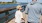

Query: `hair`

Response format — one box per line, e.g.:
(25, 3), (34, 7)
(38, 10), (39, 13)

(16, 5), (22, 9)
(32, 0), (37, 1)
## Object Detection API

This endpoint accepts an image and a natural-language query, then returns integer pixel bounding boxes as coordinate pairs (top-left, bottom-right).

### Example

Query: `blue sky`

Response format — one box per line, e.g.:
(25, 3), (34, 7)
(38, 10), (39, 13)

(16, 0), (42, 3)
(0, 0), (42, 3)
(0, 0), (12, 2)
(16, 0), (32, 3)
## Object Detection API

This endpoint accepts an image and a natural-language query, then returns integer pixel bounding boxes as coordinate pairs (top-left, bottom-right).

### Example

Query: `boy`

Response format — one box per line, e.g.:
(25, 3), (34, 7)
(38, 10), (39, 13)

(15, 5), (24, 23)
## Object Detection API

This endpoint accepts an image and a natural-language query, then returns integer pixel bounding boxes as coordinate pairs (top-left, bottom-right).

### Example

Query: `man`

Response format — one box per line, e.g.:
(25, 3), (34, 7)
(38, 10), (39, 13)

(25, 0), (42, 23)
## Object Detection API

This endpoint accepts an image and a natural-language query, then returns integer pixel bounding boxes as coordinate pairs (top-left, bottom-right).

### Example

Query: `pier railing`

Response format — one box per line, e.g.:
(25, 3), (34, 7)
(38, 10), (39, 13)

(0, 12), (15, 21)
(0, 6), (16, 23)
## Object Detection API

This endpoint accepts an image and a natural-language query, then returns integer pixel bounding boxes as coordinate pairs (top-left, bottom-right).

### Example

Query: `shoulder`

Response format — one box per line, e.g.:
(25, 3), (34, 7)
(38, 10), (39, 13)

(15, 11), (19, 14)
(26, 3), (31, 8)
(16, 10), (22, 13)
(16, 10), (19, 12)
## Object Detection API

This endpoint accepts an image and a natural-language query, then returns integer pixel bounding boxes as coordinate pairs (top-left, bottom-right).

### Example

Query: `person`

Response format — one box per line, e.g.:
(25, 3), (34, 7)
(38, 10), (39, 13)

(25, 0), (42, 23)
(15, 5), (24, 23)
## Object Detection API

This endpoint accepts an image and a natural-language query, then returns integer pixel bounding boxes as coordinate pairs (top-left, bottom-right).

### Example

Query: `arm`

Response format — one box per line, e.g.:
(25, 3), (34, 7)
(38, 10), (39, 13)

(21, 12), (25, 21)
(24, 4), (29, 23)
(40, 5), (42, 23)
(41, 9), (42, 15)
(24, 5), (29, 14)
(15, 11), (19, 19)
(40, 6), (42, 15)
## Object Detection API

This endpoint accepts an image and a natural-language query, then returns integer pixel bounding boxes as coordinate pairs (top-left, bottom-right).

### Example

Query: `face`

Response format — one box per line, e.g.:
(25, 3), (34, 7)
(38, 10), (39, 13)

(32, 0), (37, 2)
(19, 7), (22, 10)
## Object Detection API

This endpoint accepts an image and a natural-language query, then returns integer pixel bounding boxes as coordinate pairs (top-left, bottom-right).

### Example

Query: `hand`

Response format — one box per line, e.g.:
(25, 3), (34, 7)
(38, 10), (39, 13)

(21, 18), (25, 21)
(21, 18), (24, 20)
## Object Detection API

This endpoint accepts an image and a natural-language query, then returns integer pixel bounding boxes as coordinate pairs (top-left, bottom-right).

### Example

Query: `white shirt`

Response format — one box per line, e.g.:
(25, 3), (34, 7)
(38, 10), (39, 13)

(15, 10), (23, 22)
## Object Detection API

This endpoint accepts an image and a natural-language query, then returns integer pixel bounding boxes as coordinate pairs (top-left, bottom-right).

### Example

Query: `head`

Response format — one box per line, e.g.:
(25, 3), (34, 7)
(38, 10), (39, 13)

(16, 5), (22, 10)
(32, 0), (37, 2)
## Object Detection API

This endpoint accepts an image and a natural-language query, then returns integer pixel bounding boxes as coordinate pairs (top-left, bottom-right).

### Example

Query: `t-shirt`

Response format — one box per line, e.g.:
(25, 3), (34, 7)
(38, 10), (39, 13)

(15, 10), (23, 22)
(25, 2), (42, 22)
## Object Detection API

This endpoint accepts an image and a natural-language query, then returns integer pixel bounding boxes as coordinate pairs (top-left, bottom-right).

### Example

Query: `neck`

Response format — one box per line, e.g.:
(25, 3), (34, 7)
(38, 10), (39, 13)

(19, 10), (20, 11)
(31, 1), (37, 4)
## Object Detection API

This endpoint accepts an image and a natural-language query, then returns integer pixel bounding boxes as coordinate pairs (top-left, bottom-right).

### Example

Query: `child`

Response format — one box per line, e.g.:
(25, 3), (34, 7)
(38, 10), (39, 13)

(15, 5), (24, 23)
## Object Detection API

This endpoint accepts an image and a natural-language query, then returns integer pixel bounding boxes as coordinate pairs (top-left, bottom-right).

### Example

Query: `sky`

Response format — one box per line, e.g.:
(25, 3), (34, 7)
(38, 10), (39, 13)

(0, 0), (42, 3)
(16, 0), (32, 3)
(16, 0), (42, 3)
(0, 0), (12, 2)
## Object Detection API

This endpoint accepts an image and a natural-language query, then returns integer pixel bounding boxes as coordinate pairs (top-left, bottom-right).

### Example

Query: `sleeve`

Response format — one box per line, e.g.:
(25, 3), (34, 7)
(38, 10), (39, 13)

(25, 5), (29, 14)
(41, 6), (42, 15)
(40, 5), (42, 15)
(21, 13), (23, 18)
(15, 11), (19, 18)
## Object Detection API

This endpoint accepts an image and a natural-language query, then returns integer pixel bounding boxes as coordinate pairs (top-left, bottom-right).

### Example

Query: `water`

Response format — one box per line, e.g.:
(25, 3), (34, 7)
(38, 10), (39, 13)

(0, 3), (27, 23)
(0, 4), (18, 9)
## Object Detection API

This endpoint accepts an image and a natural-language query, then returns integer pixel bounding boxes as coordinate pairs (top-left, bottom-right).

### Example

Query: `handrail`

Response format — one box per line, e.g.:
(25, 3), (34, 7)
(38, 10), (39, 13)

(0, 12), (15, 21)
(4, 12), (15, 23)
(0, 6), (16, 14)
